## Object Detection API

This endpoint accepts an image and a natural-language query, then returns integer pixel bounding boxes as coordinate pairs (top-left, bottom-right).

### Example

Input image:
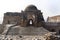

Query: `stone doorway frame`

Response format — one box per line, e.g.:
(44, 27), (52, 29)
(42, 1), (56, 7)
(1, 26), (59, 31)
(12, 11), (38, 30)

(27, 19), (34, 26)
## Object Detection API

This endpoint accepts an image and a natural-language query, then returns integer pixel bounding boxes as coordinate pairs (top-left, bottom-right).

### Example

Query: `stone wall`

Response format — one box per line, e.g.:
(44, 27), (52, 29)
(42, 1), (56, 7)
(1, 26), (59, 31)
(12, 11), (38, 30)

(3, 12), (23, 25)
(2, 5), (44, 27)
(0, 24), (5, 34)
(47, 15), (60, 22)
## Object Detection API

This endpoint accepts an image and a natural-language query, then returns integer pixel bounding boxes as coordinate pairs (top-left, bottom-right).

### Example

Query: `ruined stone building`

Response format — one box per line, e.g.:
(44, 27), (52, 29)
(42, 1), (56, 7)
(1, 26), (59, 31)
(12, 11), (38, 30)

(0, 5), (60, 40)
(0, 5), (52, 40)
(3, 5), (44, 27)
(45, 15), (60, 35)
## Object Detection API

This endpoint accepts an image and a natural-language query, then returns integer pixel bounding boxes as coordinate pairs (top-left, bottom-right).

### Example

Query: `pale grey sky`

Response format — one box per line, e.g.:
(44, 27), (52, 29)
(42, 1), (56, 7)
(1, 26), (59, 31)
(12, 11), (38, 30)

(0, 0), (60, 24)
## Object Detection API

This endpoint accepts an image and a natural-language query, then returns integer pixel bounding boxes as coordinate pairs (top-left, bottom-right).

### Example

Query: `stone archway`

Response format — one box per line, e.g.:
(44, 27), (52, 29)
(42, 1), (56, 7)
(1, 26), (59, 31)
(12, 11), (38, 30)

(27, 19), (34, 26)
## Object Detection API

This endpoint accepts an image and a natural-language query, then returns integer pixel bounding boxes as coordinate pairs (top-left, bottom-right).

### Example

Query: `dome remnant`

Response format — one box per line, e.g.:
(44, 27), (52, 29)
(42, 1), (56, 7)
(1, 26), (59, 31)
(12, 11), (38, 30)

(25, 5), (37, 11)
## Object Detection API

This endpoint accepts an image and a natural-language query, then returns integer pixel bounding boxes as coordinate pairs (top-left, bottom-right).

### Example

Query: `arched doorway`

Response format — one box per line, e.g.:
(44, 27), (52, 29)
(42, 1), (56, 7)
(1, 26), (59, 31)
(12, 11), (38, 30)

(27, 19), (33, 26)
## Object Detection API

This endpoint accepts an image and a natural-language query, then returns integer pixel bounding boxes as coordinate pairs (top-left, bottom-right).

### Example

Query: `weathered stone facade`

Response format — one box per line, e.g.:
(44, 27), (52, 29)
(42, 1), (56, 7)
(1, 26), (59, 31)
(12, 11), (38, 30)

(3, 5), (44, 27)
(0, 5), (59, 40)
(45, 15), (60, 35)
(47, 15), (60, 22)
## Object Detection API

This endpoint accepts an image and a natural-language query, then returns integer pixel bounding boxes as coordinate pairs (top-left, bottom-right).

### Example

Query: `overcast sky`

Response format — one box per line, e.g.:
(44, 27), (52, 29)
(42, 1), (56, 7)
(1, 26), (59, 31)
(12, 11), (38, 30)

(0, 0), (60, 24)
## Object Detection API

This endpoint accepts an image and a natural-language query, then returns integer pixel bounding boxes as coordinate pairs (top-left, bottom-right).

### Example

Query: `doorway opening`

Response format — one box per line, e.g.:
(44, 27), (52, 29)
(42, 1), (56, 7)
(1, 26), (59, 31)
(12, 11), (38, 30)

(28, 19), (33, 26)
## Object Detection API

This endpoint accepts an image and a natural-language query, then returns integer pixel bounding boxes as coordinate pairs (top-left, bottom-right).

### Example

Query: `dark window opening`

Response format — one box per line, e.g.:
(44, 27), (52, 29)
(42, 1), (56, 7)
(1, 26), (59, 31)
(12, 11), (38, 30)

(19, 36), (22, 38)
(51, 29), (55, 32)
(59, 30), (60, 34)
(10, 39), (12, 40)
